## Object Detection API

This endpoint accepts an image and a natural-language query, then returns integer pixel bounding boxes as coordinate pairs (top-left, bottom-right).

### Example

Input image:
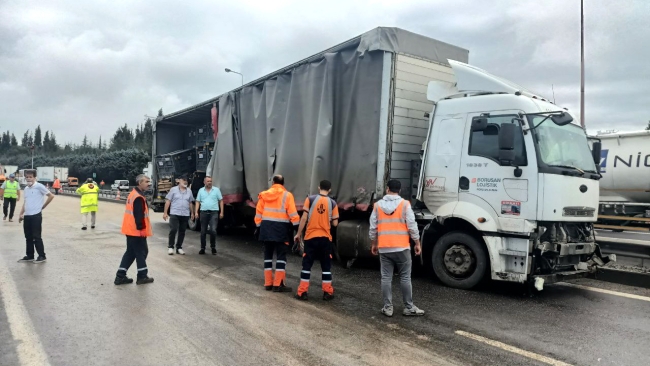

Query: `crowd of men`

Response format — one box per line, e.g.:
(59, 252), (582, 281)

(2, 170), (425, 317)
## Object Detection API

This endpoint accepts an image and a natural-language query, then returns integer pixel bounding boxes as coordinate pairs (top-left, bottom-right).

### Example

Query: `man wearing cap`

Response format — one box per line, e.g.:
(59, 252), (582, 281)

(76, 178), (100, 230)
(163, 176), (195, 255)
(1, 173), (21, 222)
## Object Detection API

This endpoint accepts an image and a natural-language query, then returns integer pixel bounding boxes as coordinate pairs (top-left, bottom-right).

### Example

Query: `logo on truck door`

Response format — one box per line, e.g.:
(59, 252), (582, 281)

(424, 177), (446, 192)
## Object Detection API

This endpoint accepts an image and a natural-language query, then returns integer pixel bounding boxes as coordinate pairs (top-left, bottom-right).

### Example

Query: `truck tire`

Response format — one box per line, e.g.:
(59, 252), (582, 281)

(432, 232), (488, 289)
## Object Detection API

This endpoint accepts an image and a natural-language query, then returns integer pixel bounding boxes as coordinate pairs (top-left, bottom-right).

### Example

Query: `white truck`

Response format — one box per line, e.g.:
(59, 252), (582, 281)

(596, 130), (650, 229)
(153, 27), (611, 290)
(36, 167), (68, 184)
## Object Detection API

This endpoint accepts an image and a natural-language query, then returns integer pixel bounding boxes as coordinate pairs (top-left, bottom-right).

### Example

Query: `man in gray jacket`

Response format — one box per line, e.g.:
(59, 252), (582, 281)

(369, 179), (425, 317)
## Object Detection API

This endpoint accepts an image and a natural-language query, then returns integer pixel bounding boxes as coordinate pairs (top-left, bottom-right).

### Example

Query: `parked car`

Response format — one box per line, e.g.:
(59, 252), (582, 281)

(111, 180), (130, 191)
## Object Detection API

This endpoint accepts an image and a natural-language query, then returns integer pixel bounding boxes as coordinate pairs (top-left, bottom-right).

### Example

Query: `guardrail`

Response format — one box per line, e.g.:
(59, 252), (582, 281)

(56, 188), (128, 202)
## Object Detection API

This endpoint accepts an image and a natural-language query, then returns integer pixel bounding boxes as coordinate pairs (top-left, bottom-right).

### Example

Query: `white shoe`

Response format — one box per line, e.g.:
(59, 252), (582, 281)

(168, 248), (174, 255)
(381, 306), (394, 317)
(403, 305), (425, 316)
(176, 249), (185, 255)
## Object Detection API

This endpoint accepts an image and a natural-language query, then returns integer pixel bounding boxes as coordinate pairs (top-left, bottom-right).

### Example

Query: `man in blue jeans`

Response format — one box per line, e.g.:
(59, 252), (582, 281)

(195, 176), (223, 255)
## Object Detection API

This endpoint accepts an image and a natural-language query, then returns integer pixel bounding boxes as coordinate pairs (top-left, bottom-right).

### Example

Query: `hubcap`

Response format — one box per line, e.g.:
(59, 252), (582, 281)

(443, 244), (475, 276)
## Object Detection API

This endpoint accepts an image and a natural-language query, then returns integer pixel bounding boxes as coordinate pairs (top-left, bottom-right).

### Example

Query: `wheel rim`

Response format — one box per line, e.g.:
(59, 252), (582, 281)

(443, 244), (476, 279)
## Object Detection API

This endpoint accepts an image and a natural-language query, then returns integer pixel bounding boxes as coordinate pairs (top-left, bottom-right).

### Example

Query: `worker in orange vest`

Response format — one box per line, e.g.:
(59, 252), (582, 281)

(255, 175), (300, 292)
(293, 179), (339, 301)
(52, 177), (61, 195)
(114, 174), (154, 285)
(369, 179), (424, 317)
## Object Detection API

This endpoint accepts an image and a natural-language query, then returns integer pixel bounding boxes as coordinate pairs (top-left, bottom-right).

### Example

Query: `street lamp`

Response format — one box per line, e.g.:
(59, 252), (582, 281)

(225, 68), (244, 86)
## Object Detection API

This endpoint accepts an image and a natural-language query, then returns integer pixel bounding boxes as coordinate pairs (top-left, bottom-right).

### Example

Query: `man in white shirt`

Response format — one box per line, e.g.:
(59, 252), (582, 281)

(18, 170), (55, 264)
(163, 176), (195, 255)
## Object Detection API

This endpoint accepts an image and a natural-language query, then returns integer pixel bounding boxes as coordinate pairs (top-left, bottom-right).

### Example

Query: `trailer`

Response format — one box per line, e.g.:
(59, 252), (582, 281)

(152, 27), (612, 290)
(596, 130), (650, 231)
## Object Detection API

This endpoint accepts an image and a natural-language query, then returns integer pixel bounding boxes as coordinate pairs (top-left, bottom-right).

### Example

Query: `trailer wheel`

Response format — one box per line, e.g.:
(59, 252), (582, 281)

(432, 232), (488, 289)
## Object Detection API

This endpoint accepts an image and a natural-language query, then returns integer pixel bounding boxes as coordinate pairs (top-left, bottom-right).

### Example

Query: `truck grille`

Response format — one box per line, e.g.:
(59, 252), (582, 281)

(562, 207), (595, 217)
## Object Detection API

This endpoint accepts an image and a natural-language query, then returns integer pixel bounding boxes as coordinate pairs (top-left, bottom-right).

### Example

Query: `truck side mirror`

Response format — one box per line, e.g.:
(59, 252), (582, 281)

(498, 123), (517, 165)
(592, 141), (602, 165)
(550, 112), (573, 126)
(471, 117), (488, 132)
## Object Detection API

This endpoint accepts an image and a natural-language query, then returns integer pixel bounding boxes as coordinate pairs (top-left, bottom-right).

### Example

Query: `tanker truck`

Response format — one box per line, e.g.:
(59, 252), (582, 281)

(152, 27), (612, 290)
(597, 130), (650, 230)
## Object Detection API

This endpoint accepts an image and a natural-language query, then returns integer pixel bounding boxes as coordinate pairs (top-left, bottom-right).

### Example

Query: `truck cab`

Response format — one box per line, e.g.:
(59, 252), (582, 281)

(415, 61), (611, 289)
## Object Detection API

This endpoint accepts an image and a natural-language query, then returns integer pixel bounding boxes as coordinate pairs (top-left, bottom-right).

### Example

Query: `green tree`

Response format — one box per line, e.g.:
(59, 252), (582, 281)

(646, 120), (650, 131)
(43, 131), (51, 151)
(34, 125), (42, 147)
(109, 124), (134, 151)
(10, 134), (18, 147)
(21, 130), (30, 146)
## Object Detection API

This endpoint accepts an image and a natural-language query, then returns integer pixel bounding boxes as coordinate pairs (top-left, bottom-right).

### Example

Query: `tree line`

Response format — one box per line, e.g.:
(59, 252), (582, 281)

(0, 115), (157, 184)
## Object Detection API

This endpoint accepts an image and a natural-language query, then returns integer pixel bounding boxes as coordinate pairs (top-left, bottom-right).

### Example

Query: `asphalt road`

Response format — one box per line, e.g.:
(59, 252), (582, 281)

(1, 196), (649, 366)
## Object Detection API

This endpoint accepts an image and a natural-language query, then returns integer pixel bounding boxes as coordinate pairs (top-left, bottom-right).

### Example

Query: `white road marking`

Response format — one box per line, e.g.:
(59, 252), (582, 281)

(0, 254), (51, 366)
(558, 282), (650, 302)
(455, 330), (572, 366)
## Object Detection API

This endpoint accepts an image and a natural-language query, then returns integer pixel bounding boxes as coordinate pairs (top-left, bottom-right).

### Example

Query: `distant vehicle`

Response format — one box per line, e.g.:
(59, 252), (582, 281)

(36, 167), (68, 184)
(67, 177), (79, 187)
(111, 180), (130, 191)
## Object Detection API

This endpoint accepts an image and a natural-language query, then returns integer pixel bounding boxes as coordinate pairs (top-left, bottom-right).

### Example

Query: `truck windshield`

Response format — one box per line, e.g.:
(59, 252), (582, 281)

(530, 117), (597, 173)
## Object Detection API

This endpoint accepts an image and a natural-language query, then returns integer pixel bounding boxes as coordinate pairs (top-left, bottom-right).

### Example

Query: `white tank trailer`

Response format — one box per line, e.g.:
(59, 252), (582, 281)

(597, 130), (650, 228)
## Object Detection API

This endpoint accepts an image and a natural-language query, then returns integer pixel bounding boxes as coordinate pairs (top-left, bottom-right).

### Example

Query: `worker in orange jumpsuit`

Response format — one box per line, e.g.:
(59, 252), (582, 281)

(294, 180), (339, 301)
(255, 175), (300, 292)
(52, 177), (61, 195)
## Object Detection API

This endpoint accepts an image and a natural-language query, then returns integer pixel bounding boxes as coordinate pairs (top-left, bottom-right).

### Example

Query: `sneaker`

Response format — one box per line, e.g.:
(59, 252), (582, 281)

(381, 306), (394, 317)
(265, 285), (273, 291)
(2, 216), (6, 221)
(8, 218), (13, 222)
(273, 285), (293, 293)
(91, 226), (95, 229)
(114, 276), (134, 285)
(176, 248), (185, 255)
(18, 256), (34, 262)
(403, 305), (425, 316)
(323, 292), (334, 301)
(211, 248), (217, 255)
(33, 256), (47, 264)
(136, 277), (154, 285)
(168, 248), (174, 255)
(199, 249), (206, 255)
(295, 292), (309, 301)
(82, 227), (87, 230)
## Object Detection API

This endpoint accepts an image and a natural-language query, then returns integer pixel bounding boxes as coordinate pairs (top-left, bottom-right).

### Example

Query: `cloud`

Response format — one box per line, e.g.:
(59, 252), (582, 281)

(0, 0), (647, 145)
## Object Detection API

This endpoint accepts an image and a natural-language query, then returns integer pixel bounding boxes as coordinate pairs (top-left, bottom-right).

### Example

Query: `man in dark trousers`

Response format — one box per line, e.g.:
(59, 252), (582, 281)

(293, 180), (339, 301)
(18, 170), (54, 264)
(114, 174), (154, 285)
(255, 175), (300, 292)
(163, 175), (195, 255)
(1, 173), (21, 222)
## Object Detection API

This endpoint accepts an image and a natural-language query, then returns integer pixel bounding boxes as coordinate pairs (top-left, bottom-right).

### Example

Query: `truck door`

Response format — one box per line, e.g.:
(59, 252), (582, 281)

(459, 112), (538, 228)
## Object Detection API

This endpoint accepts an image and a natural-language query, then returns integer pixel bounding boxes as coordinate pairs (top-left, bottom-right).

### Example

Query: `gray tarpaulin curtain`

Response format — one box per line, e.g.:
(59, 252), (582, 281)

(208, 47), (383, 210)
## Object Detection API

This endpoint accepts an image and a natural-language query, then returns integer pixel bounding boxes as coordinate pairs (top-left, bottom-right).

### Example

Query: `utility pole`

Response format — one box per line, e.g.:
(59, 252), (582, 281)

(580, 0), (585, 129)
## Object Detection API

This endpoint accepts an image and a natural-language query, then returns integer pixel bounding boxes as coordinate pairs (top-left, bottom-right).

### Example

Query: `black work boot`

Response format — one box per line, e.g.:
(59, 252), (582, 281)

(295, 292), (309, 301)
(265, 285), (273, 291)
(323, 292), (334, 301)
(199, 248), (206, 255)
(273, 284), (292, 293)
(136, 277), (154, 285)
(114, 276), (134, 285)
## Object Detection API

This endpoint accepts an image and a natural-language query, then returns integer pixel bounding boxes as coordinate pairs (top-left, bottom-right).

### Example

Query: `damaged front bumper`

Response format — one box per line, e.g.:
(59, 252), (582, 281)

(532, 245), (616, 290)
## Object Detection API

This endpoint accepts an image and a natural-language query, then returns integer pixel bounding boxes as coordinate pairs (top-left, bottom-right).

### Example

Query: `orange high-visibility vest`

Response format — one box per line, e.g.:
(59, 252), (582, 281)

(121, 189), (153, 237)
(52, 179), (61, 189)
(254, 185), (300, 227)
(375, 199), (411, 249)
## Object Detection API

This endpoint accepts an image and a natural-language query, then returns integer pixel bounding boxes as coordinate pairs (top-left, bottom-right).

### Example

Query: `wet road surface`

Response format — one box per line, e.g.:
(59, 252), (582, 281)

(1, 196), (649, 366)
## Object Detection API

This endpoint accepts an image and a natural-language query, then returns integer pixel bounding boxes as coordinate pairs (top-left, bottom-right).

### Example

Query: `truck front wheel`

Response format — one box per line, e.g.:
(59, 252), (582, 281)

(432, 232), (488, 289)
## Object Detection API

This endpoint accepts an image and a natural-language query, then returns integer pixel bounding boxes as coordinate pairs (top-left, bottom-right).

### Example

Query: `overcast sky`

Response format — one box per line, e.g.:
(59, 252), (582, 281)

(1, 0), (648, 145)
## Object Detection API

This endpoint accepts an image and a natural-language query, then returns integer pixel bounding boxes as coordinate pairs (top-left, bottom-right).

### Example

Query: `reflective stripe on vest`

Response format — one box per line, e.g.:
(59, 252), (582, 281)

(121, 189), (153, 237)
(376, 200), (410, 249)
(3, 181), (18, 198)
